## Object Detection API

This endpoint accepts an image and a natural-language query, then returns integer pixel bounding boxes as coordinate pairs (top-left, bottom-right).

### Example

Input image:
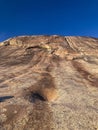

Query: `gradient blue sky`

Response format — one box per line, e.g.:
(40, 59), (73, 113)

(0, 0), (98, 41)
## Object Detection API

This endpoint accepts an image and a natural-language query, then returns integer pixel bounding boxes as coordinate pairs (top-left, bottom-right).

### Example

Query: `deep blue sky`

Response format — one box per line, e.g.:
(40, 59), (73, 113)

(0, 0), (98, 41)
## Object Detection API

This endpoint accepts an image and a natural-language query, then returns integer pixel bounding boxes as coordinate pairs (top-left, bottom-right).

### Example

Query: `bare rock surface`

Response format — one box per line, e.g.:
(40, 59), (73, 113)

(0, 35), (98, 130)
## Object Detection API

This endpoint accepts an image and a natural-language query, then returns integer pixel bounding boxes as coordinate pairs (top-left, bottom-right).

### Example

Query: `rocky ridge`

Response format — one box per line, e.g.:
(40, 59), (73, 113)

(0, 35), (98, 130)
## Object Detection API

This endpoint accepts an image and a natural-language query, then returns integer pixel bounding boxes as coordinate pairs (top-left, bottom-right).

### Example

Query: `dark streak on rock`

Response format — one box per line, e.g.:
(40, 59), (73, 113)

(24, 101), (53, 130)
(0, 84), (8, 88)
(1, 105), (27, 129)
(72, 61), (98, 87)
(22, 73), (55, 129)
(23, 73), (57, 102)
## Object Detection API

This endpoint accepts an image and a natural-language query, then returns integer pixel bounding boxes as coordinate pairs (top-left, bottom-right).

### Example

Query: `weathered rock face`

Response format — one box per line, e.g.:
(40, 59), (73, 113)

(0, 35), (98, 130)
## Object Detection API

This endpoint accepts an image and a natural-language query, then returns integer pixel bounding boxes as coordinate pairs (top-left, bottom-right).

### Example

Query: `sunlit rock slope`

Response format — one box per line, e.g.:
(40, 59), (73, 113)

(0, 35), (98, 130)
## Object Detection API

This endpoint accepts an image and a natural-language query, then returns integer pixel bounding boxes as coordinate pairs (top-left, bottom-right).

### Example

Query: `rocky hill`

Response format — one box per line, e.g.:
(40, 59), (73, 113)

(0, 35), (98, 130)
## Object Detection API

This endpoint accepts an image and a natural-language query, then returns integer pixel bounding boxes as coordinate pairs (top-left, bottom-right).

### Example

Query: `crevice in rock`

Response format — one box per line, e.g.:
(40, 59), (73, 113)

(29, 92), (46, 102)
(0, 96), (14, 102)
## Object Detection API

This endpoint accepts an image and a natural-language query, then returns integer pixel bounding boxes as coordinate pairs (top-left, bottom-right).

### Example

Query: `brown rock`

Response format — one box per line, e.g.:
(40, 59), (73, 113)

(0, 35), (98, 130)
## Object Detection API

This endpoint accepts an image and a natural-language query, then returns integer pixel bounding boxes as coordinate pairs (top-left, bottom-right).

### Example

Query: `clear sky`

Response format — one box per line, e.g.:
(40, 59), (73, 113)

(0, 0), (98, 41)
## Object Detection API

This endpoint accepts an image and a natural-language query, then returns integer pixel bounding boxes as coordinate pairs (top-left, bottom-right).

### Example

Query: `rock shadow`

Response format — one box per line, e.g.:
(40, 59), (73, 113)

(0, 96), (14, 102)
